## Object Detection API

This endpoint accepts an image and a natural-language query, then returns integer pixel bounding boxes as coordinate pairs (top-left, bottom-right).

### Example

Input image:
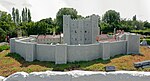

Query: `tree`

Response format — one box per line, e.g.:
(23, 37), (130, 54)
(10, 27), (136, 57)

(28, 9), (31, 22)
(120, 19), (134, 31)
(22, 8), (25, 22)
(56, 8), (78, 33)
(144, 21), (150, 29)
(133, 15), (136, 21)
(102, 10), (120, 32)
(37, 17), (54, 34)
(102, 10), (120, 24)
(22, 8), (31, 22)
(0, 10), (17, 41)
(12, 7), (15, 23)
(134, 21), (144, 30)
(25, 7), (28, 22)
(19, 16), (21, 23)
(0, 28), (6, 42)
(15, 9), (20, 24)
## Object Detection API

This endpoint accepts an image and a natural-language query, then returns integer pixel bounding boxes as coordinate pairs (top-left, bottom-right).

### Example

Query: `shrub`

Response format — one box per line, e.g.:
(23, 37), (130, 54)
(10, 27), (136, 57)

(0, 45), (10, 52)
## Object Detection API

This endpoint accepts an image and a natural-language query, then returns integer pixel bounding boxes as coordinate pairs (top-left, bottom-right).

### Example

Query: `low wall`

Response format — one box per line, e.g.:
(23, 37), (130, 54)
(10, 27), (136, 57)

(110, 41), (127, 57)
(15, 40), (36, 61)
(67, 43), (102, 62)
(36, 44), (56, 61)
(1, 71), (150, 81)
(127, 34), (140, 54)
(15, 40), (27, 59)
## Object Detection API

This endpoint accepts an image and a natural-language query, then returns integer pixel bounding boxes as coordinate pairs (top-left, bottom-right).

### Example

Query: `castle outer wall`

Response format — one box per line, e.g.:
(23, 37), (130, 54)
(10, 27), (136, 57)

(10, 33), (140, 64)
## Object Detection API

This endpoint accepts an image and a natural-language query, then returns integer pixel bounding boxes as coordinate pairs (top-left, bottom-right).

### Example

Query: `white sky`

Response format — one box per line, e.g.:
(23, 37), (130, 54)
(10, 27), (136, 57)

(0, 0), (150, 22)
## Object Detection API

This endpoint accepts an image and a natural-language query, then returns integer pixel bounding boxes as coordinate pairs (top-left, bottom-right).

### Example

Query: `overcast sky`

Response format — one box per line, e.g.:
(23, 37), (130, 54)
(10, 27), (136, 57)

(0, 0), (150, 22)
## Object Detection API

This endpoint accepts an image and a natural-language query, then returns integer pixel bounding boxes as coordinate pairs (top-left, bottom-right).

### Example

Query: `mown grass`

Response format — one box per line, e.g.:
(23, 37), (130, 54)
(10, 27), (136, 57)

(0, 46), (150, 77)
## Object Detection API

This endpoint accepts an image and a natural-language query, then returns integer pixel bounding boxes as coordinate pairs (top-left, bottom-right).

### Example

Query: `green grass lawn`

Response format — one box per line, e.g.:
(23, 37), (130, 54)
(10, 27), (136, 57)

(0, 46), (150, 77)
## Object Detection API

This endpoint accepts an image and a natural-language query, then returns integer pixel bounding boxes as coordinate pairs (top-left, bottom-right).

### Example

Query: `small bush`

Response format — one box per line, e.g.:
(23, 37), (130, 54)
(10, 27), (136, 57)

(0, 45), (10, 52)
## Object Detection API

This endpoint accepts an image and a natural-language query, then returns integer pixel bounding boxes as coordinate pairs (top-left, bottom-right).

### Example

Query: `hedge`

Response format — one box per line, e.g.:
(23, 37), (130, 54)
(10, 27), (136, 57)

(131, 29), (150, 35)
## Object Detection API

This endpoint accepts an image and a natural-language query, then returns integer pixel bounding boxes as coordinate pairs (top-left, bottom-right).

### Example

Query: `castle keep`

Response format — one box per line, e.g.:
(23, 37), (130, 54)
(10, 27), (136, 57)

(63, 15), (99, 45)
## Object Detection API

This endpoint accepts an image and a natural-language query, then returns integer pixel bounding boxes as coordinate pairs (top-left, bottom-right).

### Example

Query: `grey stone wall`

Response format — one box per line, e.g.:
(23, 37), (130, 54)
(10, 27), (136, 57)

(55, 44), (67, 64)
(110, 41), (127, 57)
(101, 42), (110, 60)
(15, 40), (36, 61)
(67, 43), (101, 62)
(25, 43), (36, 61)
(126, 34), (140, 54)
(15, 40), (27, 59)
(10, 38), (15, 53)
(36, 44), (55, 61)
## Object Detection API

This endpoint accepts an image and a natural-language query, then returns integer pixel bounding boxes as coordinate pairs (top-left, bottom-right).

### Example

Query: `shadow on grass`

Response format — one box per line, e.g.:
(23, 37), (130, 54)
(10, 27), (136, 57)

(110, 54), (126, 59)
(6, 53), (127, 71)
(6, 53), (55, 67)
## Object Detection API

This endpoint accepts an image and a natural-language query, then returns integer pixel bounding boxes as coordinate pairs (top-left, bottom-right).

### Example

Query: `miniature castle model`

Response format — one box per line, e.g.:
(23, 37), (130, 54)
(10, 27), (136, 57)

(63, 15), (99, 45)
(10, 15), (140, 64)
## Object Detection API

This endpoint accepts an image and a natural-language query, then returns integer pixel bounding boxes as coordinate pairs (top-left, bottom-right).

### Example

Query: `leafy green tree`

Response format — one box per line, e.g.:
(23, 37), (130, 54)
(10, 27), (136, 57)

(12, 7), (15, 23)
(102, 10), (120, 24)
(22, 8), (31, 22)
(133, 15), (136, 21)
(77, 15), (84, 19)
(56, 8), (78, 33)
(19, 16), (21, 23)
(120, 19), (134, 31)
(102, 10), (120, 32)
(25, 7), (28, 22)
(100, 22), (110, 33)
(0, 28), (6, 42)
(0, 11), (11, 23)
(134, 21), (144, 30)
(39, 17), (53, 25)
(37, 17), (54, 34)
(28, 9), (31, 22)
(22, 8), (25, 22)
(0, 10), (17, 41)
(15, 9), (20, 24)
(144, 21), (150, 29)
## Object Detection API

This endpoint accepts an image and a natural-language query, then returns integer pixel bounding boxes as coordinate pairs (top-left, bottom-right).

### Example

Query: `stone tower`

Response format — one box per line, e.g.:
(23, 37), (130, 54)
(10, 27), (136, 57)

(91, 15), (100, 44)
(63, 15), (71, 44)
(63, 14), (99, 45)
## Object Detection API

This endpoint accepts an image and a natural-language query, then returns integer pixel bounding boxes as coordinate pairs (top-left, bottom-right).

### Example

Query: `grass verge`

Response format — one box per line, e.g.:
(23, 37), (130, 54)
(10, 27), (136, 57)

(0, 46), (150, 77)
